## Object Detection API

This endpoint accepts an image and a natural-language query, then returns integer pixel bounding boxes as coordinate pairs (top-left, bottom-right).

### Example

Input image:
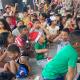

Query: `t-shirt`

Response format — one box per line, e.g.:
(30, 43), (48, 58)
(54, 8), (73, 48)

(46, 26), (59, 35)
(57, 40), (70, 53)
(15, 35), (25, 47)
(42, 44), (78, 79)
(34, 41), (47, 60)
(12, 28), (20, 37)
(22, 17), (30, 26)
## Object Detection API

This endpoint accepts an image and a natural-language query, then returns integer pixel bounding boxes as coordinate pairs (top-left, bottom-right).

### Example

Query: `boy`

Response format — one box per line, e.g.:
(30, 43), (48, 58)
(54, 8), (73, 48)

(42, 30), (80, 80)
(4, 44), (31, 76)
(15, 25), (29, 48)
(53, 28), (70, 53)
(12, 20), (24, 37)
(30, 19), (44, 34)
(30, 31), (49, 67)
(22, 9), (30, 26)
(15, 25), (34, 58)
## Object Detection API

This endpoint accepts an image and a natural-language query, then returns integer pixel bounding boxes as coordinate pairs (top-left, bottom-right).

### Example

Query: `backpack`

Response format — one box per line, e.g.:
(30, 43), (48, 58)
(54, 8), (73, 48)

(16, 64), (29, 78)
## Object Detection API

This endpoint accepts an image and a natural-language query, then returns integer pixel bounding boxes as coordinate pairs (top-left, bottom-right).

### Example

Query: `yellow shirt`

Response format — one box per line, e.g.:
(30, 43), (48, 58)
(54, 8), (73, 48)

(22, 17), (30, 26)
(0, 29), (8, 33)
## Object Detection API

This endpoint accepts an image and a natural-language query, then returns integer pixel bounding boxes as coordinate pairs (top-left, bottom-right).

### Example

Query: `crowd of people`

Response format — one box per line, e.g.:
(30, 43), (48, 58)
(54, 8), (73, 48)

(0, 0), (80, 80)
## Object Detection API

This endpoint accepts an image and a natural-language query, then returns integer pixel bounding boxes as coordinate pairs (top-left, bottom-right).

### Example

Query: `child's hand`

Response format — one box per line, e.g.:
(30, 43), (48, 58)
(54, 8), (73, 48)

(44, 49), (49, 53)
(0, 52), (7, 62)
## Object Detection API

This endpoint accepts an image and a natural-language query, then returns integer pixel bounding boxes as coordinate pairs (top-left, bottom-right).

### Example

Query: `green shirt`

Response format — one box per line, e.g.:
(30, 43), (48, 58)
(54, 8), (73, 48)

(42, 44), (78, 79)
(34, 41), (47, 60)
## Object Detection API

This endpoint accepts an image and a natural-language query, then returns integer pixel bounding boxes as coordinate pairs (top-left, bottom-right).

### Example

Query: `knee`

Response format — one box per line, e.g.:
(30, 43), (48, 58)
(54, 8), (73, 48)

(4, 63), (10, 71)
(4, 63), (9, 67)
(10, 60), (16, 65)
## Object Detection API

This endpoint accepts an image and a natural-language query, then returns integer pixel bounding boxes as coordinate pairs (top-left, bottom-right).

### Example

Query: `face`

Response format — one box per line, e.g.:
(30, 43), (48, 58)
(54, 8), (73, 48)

(6, 17), (11, 25)
(40, 15), (45, 20)
(38, 35), (45, 43)
(23, 12), (28, 17)
(21, 28), (29, 35)
(62, 17), (67, 24)
(17, 21), (24, 27)
(7, 51), (19, 60)
(7, 33), (14, 44)
(56, 16), (60, 21)
(60, 31), (69, 41)
(34, 21), (41, 29)
(0, 21), (4, 29)
(73, 42), (80, 54)
(6, 7), (11, 13)
(51, 20), (57, 26)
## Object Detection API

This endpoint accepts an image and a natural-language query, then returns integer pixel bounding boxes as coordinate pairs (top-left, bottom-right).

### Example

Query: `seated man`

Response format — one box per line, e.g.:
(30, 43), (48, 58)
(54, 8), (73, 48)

(42, 30), (80, 80)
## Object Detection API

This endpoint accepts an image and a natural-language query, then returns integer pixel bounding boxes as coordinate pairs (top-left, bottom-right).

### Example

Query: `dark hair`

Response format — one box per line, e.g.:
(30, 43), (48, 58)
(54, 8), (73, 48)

(55, 14), (61, 17)
(18, 25), (27, 32)
(0, 32), (9, 47)
(17, 20), (24, 24)
(0, 19), (11, 32)
(5, 16), (11, 19)
(40, 13), (47, 19)
(7, 44), (20, 53)
(66, 14), (73, 20)
(0, 71), (15, 80)
(33, 13), (37, 18)
(33, 19), (40, 23)
(69, 30), (80, 45)
(60, 16), (66, 21)
(23, 7), (28, 13)
(62, 28), (70, 34)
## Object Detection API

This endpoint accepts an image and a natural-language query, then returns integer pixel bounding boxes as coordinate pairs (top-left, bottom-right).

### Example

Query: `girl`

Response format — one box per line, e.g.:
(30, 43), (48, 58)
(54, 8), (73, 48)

(0, 32), (14, 62)
(0, 19), (11, 33)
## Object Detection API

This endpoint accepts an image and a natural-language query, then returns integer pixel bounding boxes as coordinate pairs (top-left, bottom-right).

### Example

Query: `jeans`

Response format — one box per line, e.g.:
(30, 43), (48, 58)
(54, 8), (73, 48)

(43, 76), (64, 80)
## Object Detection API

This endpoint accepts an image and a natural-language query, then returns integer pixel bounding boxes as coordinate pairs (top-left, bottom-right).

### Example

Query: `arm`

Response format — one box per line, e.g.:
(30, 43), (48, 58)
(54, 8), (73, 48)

(35, 49), (48, 54)
(0, 52), (7, 61)
(66, 67), (75, 80)
(20, 56), (31, 72)
(53, 34), (61, 42)
(67, 52), (78, 80)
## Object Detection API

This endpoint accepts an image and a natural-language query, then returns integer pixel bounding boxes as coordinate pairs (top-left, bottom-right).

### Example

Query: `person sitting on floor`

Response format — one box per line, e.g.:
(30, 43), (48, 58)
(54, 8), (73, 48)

(30, 31), (49, 68)
(53, 28), (70, 53)
(4, 44), (31, 78)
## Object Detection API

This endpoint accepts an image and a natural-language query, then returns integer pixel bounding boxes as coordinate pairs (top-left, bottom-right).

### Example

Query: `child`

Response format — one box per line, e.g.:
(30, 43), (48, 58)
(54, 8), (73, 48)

(30, 19), (44, 34)
(0, 19), (11, 33)
(44, 16), (60, 42)
(0, 32), (14, 62)
(30, 31), (49, 68)
(4, 44), (31, 78)
(15, 25), (29, 48)
(15, 25), (34, 58)
(3, 5), (11, 17)
(53, 28), (70, 53)
(0, 31), (14, 49)
(12, 20), (24, 37)
(5, 16), (16, 30)
(22, 9), (30, 26)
